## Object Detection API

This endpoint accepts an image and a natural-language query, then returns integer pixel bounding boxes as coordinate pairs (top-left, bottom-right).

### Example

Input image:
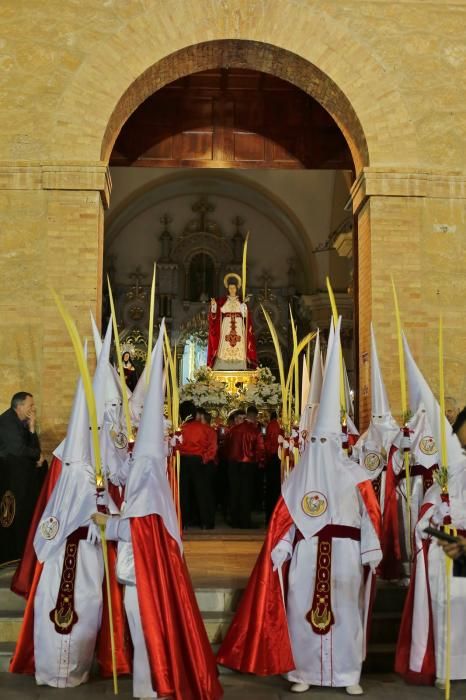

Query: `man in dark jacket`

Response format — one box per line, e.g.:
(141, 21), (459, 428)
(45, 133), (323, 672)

(0, 392), (44, 563)
(179, 401), (216, 530)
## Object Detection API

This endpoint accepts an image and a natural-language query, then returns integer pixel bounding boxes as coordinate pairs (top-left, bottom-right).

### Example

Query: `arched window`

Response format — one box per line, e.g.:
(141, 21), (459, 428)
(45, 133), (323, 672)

(188, 252), (215, 302)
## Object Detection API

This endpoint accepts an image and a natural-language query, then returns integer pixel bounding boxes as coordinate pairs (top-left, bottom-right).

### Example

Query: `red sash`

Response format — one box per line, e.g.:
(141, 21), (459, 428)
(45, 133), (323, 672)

(49, 527), (88, 635)
(297, 524), (361, 635)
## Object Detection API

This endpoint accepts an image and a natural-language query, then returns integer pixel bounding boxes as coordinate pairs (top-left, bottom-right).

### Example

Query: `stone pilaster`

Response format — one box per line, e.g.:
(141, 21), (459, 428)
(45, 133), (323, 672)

(353, 168), (466, 428)
(0, 162), (111, 452)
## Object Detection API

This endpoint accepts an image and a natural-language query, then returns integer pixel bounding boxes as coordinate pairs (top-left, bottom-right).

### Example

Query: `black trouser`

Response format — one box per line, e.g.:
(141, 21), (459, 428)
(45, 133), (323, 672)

(216, 458), (230, 520)
(265, 454), (281, 524)
(228, 461), (257, 529)
(180, 455), (215, 529)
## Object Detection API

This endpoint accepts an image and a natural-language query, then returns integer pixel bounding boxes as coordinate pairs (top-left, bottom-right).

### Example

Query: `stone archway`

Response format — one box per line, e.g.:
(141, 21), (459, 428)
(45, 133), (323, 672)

(0, 29), (417, 446)
(2, 2), (464, 455)
(100, 42), (367, 419)
(101, 40), (369, 173)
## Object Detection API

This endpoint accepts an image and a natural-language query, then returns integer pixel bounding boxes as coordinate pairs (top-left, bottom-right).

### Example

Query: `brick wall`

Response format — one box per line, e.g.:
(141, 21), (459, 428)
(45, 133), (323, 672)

(0, 1), (465, 448)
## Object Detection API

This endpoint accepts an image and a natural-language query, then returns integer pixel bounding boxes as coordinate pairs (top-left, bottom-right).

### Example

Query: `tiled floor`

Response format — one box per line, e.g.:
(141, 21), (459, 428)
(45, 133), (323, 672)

(0, 673), (462, 699)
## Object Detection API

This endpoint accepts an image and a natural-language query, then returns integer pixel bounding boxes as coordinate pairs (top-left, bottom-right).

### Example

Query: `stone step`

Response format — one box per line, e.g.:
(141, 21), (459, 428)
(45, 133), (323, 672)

(203, 611), (234, 645)
(0, 563), (407, 679)
(363, 644), (397, 674)
(0, 583), (25, 614)
(194, 587), (243, 614)
(370, 612), (401, 645)
(0, 619), (400, 676)
(0, 642), (14, 673)
(372, 583), (408, 613)
(0, 613), (23, 644)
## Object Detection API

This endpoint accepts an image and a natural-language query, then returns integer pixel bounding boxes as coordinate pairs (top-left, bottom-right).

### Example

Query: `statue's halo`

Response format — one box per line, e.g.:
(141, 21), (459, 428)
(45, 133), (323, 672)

(223, 273), (242, 290)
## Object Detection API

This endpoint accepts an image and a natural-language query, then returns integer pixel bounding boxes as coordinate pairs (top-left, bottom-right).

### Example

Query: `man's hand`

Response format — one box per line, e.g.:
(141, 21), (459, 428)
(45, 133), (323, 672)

(26, 406), (36, 433)
(441, 536), (466, 560)
(35, 453), (44, 467)
(91, 512), (109, 527)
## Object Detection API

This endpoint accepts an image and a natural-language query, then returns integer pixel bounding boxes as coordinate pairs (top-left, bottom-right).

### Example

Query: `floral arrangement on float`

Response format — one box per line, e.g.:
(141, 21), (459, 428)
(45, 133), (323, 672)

(242, 367), (282, 409)
(179, 367), (231, 410)
(179, 365), (283, 415)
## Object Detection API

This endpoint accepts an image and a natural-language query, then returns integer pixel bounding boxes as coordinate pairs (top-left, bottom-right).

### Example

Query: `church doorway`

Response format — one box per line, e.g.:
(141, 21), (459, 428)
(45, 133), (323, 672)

(103, 66), (358, 408)
(102, 55), (361, 537)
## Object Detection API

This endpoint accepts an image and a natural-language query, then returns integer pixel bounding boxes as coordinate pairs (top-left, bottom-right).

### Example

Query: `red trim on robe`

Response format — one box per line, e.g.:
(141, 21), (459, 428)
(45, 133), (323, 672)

(108, 482), (125, 511)
(357, 479), (382, 542)
(96, 541), (132, 677)
(10, 541), (131, 679)
(216, 496), (295, 675)
(9, 562), (43, 674)
(395, 503), (436, 685)
(131, 515), (223, 700)
(379, 445), (402, 580)
(10, 456), (63, 599)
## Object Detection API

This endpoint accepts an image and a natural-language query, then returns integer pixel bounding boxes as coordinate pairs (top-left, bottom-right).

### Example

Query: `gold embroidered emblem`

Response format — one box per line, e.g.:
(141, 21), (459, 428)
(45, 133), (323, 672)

(40, 516), (59, 540)
(301, 491), (327, 518)
(420, 436), (436, 456)
(364, 451), (382, 472)
(311, 605), (332, 631)
(111, 429), (128, 450)
(0, 490), (15, 528)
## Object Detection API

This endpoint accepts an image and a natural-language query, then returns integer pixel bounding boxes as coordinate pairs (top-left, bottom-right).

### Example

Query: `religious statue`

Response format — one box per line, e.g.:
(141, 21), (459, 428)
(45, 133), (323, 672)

(122, 350), (139, 391)
(207, 273), (258, 370)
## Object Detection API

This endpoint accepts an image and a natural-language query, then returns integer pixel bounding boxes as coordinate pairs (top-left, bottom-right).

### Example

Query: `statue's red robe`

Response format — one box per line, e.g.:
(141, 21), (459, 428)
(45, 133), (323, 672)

(207, 296), (258, 369)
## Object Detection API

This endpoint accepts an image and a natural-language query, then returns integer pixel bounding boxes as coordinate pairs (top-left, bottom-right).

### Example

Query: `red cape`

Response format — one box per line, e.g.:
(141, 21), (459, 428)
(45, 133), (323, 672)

(217, 483), (381, 675)
(131, 514), (223, 700)
(216, 496), (295, 675)
(207, 297), (258, 369)
(10, 537), (131, 678)
(394, 501), (436, 685)
(10, 456), (63, 599)
(378, 446), (402, 580)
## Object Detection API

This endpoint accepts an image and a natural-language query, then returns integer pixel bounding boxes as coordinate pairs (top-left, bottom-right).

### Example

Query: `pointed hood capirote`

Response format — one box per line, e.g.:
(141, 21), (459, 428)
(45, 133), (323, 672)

(313, 318), (342, 437)
(344, 360), (354, 417)
(324, 319), (335, 377)
(299, 330), (323, 437)
(283, 318), (370, 539)
(90, 310), (103, 360)
(368, 323), (398, 437)
(353, 324), (399, 476)
(404, 333), (423, 417)
(129, 363), (148, 426)
(122, 319), (181, 550)
(34, 341), (99, 563)
(92, 318), (121, 425)
(398, 333), (440, 471)
(402, 332), (463, 474)
(308, 329), (323, 408)
(301, 355), (310, 418)
(371, 323), (391, 419)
